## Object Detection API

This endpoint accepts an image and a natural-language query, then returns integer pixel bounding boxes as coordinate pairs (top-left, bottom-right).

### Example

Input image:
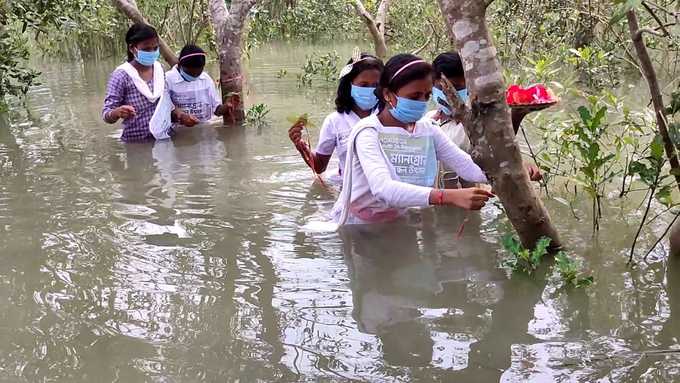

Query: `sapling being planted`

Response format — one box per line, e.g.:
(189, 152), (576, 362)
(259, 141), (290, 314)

(554, 252), (594, 288)
(501, 235), (551, 275)
(246, 103), (271, 126)
(502, 235), (594, 288)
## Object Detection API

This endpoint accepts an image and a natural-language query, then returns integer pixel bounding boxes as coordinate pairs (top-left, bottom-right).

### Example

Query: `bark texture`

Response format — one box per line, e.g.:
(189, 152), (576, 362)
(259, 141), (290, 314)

(111, 0), (179, 66)
(437, 0), (561, 249)
(353, 0), (391, 59)
(209, 0), (257, 124)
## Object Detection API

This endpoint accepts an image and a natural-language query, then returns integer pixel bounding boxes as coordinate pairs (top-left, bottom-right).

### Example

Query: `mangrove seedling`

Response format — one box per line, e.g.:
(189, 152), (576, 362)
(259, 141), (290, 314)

(554, 252), (594, 288)
(501, 235), (551, 275)
(286, 113), (326, 186)
(246, 103), (271, 126)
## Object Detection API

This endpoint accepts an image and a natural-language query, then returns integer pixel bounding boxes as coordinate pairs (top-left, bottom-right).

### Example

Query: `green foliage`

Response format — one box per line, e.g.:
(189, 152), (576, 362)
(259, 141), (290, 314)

(609, 0), (641, 25)
(502, 235), (594, 288)
(564, 100), (618, 230)
(554, 252), (594, 288)
(567, 47), (620, 89)
(296, 50), (340, 87)
(628, 134), (675, 207)
(386, 0), (448, 59)
(501, 235), (552, 275)
(249, 0), (359, 42)
(0, 26), (40, 111)
(246, 103), (271, 126)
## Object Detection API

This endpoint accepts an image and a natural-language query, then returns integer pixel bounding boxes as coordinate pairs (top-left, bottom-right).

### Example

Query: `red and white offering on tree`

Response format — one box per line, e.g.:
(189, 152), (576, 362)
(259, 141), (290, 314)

(506, 84), (559, 109)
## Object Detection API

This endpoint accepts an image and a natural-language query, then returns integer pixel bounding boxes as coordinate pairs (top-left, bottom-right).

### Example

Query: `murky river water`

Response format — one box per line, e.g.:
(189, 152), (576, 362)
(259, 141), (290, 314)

(1, 42), (679, 382)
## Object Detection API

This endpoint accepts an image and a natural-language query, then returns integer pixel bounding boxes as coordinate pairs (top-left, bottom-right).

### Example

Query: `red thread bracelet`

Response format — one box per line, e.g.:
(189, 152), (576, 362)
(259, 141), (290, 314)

(435, 189), (444, 205)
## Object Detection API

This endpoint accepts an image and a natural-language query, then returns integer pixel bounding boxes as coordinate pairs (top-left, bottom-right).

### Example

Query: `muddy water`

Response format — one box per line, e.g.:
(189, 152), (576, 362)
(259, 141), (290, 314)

(0, 42), (678, 382)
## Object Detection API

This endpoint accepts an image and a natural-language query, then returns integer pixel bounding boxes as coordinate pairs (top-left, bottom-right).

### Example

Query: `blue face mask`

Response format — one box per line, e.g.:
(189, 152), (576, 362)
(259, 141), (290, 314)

(431, 87), (452, 116)
(457, 88), (469, 104)
(180, 68), (200, 82)
(351, 85), (378, 111)
(389, 96), (429, 124)
(135, 48), (160, 66)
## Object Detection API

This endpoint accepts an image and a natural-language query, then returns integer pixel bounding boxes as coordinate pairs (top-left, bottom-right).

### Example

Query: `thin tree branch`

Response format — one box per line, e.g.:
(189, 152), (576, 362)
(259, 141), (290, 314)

(642, 1), (672, 37)
(636, 27), (666, 39)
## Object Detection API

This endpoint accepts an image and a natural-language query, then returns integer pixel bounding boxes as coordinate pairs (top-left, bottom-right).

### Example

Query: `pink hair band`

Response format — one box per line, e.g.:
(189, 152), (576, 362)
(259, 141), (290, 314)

(179, 52), (207, 62)
(390, 60), (427, 82)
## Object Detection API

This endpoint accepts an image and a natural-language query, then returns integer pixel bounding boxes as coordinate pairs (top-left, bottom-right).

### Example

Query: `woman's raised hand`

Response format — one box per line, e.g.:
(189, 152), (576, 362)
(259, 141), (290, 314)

(178, 112), (200, 127)
(431, 187), (495, 210)
(288, 121), (314, 161)
(114, 105), (136, 120)
(525, 162), (543, 181)
(288, 121), (306, 147)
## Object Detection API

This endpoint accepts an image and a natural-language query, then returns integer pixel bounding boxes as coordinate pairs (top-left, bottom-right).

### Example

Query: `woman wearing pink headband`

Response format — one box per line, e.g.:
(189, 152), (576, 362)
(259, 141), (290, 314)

(288, 52), (384, 182)
(332, 54), (495, 225)
(165, 44), (226, 127)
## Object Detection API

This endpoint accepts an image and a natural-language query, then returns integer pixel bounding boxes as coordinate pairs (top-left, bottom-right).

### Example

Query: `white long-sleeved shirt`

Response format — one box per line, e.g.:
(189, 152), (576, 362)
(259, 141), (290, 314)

(315, 111), (361, 176)
(332, 115), (487, 224)
(165, 66), (221, 122)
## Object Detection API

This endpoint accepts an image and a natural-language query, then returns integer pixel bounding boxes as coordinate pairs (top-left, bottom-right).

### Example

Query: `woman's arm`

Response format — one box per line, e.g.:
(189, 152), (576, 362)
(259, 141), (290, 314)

(102, 70), (135, 123)
(356, 128), (494, 210)
(432, 127), (488, 183)
(288, 115), (335, 174)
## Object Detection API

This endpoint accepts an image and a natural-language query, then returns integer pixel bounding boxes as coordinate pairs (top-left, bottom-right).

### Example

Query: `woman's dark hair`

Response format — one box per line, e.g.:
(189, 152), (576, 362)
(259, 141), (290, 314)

(335, 53), (384, 114)
(376, 53), (433, 110)
(179, 44), (207, 68)
(432, 51), (464, 80)
(125, 23), (159, 62)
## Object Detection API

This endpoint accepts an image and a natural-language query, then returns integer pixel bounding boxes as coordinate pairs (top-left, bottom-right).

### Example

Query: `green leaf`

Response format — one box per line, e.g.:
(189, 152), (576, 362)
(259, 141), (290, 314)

(668, 123), (680, 153)
(577, 106), (592, 125)
(531, 237), (552, 265)
(592, 106), (607, 128)
(651, 134), (665, 160)
(667, 90), (680, 115)
(609, 0), (642, 25)
(575, 276), (594, 288)
(656, 185), (673, 207)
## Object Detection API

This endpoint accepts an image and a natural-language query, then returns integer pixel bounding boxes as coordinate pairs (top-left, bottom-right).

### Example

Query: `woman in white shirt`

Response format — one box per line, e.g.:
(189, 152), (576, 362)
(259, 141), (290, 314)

(288, 53), (384, 178)
(166, 44), (225, 126)
(333, 54), (495, 225)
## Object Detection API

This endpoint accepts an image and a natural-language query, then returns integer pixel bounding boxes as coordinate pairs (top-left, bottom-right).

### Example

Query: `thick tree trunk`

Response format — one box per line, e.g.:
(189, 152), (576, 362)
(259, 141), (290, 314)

(353, 0), (390, 59)
(111, 0), (178, 66)
(437, 0), (561, 249)
(209, 0), (256, 124)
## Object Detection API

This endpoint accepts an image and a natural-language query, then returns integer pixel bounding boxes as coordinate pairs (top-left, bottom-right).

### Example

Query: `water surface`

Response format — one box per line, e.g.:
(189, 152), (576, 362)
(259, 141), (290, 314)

(0, 42), (679, 382)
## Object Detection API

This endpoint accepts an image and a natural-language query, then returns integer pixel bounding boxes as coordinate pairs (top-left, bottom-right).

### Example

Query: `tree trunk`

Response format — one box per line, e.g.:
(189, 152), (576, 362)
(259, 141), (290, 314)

(111, 0), (178, 66)
(437, 0), (561, 249)
(209, 0), (256, 124)
(627, 10), (680, 189)
(353, 0), (390, 59)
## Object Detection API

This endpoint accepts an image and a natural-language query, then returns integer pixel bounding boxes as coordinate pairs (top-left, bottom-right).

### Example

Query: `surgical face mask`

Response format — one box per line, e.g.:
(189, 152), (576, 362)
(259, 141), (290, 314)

(180, 68), (200, 82)
(389, 96), (428, 124)
(135, 48), (160, 66)
(351, 85), (378, 111)
(457, 88), (469, 104)
(431, 87), (452, 116)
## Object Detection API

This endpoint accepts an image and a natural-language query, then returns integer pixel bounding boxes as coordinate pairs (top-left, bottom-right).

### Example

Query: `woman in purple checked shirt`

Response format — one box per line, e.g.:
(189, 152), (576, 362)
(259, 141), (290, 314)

(102, 24), (197, 142)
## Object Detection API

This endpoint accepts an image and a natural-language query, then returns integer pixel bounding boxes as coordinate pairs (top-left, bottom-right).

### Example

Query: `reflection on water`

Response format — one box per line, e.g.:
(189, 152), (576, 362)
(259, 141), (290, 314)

(1, 42), (679, 382)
